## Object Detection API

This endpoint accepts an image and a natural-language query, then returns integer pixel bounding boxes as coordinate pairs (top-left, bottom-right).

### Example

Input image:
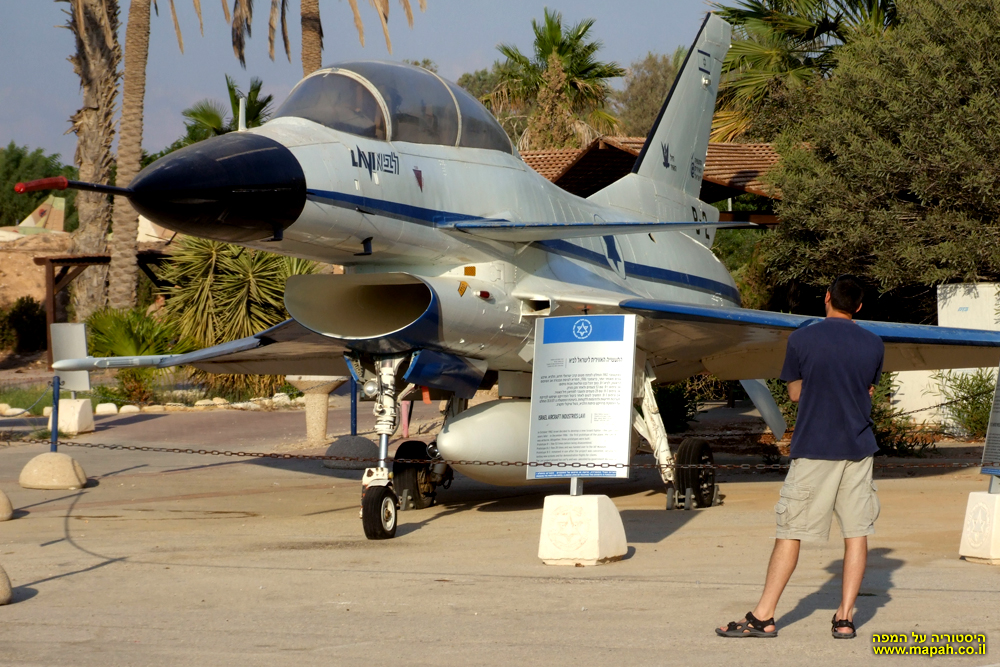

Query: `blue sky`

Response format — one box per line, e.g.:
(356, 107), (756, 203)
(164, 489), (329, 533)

(0, 1), (711, 162)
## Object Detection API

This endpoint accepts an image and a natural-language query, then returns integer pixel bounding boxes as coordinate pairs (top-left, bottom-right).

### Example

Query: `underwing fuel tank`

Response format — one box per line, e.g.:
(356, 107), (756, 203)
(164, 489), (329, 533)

(436, 400), (547, 487)
(284, 273), (531, 358)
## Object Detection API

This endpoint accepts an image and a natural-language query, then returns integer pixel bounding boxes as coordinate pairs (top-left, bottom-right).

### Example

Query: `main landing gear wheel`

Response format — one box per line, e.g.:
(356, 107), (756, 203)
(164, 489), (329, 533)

(362, 485), (398, 539)
(393, 440), (432, 510)
(674, 437), (716, 509)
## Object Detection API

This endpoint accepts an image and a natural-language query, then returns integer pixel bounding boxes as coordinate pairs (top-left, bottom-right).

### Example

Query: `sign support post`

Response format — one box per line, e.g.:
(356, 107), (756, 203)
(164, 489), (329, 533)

(958, 363), (1000, 564)
(530, 314), (633, 566)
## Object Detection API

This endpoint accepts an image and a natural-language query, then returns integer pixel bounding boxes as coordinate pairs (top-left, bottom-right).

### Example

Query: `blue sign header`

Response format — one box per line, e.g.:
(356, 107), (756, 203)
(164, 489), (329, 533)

(542, 315), (625, 345)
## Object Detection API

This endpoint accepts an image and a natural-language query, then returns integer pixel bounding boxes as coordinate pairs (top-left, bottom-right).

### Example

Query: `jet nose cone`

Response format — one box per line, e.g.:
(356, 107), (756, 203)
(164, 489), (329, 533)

(129, 132), (306, 243)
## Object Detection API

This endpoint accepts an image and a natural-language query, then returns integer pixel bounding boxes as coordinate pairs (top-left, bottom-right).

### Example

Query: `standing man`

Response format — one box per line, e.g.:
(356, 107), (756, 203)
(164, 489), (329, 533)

(716, 275), (884, 639)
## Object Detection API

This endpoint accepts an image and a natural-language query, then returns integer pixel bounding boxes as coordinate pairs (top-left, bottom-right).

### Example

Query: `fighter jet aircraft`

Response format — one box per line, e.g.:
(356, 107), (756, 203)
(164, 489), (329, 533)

(19, 14), (1000, 539)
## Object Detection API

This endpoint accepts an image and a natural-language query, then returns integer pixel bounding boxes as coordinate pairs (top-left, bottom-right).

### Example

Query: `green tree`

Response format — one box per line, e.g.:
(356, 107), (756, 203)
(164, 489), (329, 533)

(403, 58), (437, 73)
(525, 54), (577, 150)
(61, 0), (122, 321)
(612, 48), (686, 137)
(490, 8), (625, 149)
(710, 0), (898, 141)
(0, 143), (79, 230)
(182, 75), (275, 138)
(760, 0), (1000, 323)
(87, 307), (195, 403)
(457, 64), (503, 101)
(109, 0), (204, 313)
(157, 237), (317, 395)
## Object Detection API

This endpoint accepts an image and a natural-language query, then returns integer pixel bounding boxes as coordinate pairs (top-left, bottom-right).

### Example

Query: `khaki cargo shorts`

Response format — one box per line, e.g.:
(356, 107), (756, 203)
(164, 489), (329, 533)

(775, 457), (879, 542)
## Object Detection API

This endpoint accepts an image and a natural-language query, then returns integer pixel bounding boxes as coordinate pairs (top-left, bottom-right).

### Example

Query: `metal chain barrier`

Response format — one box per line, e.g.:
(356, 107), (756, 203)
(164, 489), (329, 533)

(5, 438), (995, 473)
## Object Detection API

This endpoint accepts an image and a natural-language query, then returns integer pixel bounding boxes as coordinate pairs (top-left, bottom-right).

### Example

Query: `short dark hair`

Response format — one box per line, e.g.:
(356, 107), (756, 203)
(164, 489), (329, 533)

(828, 275), (865, 315)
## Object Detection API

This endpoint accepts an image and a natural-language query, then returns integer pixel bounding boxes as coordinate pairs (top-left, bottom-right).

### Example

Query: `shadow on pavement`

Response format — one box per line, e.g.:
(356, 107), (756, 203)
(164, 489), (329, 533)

(9, 587), (38, 604)
(777, 547), (904, 632)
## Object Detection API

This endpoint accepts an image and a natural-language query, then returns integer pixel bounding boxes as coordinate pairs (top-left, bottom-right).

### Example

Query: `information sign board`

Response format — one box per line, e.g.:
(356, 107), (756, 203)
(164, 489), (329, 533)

(982, 364), (1000, 477)
(527, 315), (636, 480)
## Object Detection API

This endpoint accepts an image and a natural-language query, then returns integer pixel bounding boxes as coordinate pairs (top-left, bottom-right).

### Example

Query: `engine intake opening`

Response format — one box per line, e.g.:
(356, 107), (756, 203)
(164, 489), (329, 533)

(285, 274), (433, 340)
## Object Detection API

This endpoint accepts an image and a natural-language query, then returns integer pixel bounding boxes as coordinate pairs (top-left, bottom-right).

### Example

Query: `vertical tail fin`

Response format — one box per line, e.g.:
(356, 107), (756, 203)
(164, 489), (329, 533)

(631, 14), (731, 198)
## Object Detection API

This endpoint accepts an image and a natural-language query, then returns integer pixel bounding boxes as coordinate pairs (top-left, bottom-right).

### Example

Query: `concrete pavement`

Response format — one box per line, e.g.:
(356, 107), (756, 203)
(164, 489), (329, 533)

(0, 408), (997, 666)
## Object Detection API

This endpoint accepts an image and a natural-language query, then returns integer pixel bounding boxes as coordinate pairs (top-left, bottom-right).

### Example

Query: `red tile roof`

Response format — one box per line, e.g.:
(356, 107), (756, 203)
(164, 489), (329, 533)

(521, 138), (781, 200)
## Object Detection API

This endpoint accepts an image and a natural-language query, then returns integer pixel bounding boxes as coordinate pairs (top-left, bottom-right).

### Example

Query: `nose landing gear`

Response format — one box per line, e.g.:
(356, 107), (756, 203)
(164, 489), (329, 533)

(359, 354), (409, 540)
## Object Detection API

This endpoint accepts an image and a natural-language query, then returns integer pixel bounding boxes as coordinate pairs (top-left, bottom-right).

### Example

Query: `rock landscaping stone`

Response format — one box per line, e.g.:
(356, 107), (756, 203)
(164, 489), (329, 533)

(119, 405), (140, 414)
(141, 405), (166, 413)
(19, 452), (88, 490)
(272, 393), (292, 407)
(0, 564), (10, 605)
(95, 403), (118, 415)
(194, 399), (215, 407)
(211, 397), (229, 405)
(0, 490), (12, 521)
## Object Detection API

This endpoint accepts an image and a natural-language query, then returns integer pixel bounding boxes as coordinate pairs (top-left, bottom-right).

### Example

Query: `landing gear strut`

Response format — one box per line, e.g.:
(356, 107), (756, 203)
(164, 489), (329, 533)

(633, 362), (720, 510)
(360, 354), (409, 540)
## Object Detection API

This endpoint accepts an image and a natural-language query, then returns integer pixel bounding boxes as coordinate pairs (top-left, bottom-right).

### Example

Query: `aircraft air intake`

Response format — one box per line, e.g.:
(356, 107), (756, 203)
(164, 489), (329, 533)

(285, 274), (436, 352)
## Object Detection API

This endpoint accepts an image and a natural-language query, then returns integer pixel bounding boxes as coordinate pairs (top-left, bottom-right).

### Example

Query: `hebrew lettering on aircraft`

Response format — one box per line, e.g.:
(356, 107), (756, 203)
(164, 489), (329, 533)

(690, 154), (704, 180)
(661, 143), (676, 171)
(351, 147), (400, 179)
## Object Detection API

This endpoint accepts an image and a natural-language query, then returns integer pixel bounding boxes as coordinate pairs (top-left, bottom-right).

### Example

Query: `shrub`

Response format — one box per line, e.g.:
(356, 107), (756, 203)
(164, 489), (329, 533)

(0, 297), (46, 354)
(931, 368), (995, 439)
(767, 374), (935, 456)
(87, 308), (195, 404)
(157, 237), (317, 397)
(655, 383), (696, 433)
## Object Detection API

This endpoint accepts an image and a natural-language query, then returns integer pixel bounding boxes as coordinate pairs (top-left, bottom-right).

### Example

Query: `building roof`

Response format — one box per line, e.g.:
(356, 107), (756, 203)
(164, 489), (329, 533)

(521, 138), (780, 202)
(519, 148), (581, 181)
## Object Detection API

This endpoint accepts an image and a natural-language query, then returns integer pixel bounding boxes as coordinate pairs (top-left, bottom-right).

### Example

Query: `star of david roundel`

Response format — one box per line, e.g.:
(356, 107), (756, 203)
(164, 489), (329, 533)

(573, 318), (593, 340)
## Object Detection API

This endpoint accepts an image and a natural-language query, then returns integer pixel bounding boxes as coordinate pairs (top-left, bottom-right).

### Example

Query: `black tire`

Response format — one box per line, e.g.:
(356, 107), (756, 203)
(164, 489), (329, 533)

(675, 438), (716, 509)
(362, 485), (398, 539)
(393, 440), (432, 510)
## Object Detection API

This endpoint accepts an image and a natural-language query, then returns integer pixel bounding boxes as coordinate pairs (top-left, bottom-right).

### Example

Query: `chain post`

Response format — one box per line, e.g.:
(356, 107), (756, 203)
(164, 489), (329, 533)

(350, 376), (358, 437)
(50, 376), (60, 452)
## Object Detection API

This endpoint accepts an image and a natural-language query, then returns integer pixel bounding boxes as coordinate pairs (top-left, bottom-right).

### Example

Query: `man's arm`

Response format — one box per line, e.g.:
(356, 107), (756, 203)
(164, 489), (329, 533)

(787, 380), (802, 403)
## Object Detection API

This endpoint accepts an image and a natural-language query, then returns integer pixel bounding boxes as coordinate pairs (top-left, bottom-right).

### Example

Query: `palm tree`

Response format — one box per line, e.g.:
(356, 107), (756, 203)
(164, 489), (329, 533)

(182, 75), (275, 139)
(107, 0), (205, 311)
(231, 0), (427, 76)
(62, 0), (122, 321)
(489, 9), (625, 149)
(710, 0), (898, 141)
(158, 236), (316, 396)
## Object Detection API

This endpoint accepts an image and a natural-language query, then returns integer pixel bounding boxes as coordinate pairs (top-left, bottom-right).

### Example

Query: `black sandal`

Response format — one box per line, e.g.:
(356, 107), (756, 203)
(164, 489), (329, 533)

(716, 611), (778, 638)
(831, 614), (856, 639)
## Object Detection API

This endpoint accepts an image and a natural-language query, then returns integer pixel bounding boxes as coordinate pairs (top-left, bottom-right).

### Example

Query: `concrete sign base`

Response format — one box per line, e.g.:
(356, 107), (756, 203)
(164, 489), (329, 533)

(286, 376), (348, 444)
(538, 495), (628, 566)
(959, 491), (1000, 565)
(47, 399), (94, 436)
(19, 453), (88, 490)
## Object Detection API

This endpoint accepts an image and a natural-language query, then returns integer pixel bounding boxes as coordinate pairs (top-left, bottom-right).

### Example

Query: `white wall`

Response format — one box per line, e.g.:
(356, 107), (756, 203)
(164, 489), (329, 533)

(893, 283), (1000, 426)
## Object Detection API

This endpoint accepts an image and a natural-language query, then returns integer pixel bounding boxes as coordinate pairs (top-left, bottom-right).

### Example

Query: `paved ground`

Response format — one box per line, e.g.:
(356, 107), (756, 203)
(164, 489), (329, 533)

(0, 407), (998, 666)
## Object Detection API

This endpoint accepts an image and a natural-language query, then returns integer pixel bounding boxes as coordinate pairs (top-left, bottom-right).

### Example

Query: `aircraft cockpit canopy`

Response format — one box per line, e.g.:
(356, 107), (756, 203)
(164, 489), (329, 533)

(273, 61), (513, 154)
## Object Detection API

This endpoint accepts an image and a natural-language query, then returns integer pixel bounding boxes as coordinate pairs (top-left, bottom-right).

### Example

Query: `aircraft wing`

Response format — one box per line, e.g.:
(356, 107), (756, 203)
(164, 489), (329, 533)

(450, 220), (753, 243)
(53, 320), (350, 376)
(621, 299), (1000, 381)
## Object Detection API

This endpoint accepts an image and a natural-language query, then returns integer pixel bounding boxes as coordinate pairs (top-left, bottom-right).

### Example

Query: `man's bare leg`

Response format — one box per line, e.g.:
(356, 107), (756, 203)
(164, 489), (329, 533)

(719, 538), (800, 633)
(834, 536), (867, 633)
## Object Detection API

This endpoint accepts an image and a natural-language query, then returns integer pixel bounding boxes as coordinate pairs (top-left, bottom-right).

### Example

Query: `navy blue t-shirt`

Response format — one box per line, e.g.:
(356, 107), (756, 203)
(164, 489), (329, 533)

(779, 318), (885, 460)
